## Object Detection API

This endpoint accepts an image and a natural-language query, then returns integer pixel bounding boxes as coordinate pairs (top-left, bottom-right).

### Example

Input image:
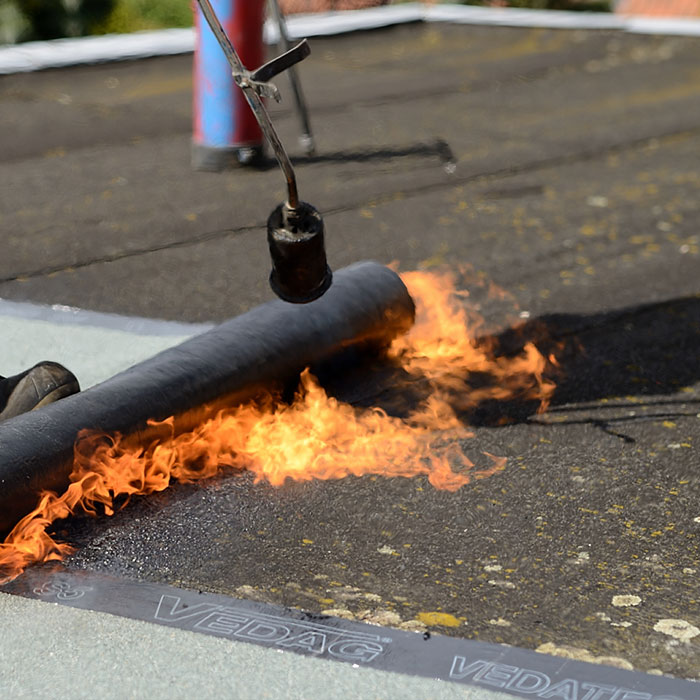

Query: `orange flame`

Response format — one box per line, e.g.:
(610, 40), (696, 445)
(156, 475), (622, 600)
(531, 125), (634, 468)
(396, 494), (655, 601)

(393, 269), (556, 413)
(0, 268), (556, 583)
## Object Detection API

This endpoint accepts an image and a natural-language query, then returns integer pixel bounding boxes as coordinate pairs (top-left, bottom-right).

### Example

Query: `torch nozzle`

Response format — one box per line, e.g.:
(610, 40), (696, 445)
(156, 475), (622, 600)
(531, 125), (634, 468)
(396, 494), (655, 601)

(268, 202), (332, 304)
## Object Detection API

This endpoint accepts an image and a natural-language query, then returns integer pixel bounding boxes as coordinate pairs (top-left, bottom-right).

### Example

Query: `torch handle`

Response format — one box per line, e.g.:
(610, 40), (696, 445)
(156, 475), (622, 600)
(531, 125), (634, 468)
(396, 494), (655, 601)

(195, 0), (300, 209)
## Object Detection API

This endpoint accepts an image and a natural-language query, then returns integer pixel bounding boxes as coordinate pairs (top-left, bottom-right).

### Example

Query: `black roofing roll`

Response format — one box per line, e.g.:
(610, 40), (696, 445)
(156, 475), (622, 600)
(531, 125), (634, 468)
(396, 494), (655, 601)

(0, 262), (414, 535)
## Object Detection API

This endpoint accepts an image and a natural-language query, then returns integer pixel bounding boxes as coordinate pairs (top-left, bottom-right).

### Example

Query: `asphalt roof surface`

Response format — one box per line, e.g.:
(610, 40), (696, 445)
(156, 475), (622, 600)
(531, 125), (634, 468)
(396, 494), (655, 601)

(1, 17), (700, 687)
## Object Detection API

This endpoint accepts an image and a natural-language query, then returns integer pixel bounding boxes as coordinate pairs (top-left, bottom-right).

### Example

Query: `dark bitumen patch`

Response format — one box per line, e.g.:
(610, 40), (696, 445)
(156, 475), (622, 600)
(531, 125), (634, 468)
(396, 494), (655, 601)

(2, 565), (697, 700)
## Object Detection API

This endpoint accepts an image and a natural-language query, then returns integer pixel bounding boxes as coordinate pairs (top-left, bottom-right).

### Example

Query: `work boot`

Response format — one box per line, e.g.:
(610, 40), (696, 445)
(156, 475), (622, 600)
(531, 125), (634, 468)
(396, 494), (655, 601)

(0, 361), (80, 422)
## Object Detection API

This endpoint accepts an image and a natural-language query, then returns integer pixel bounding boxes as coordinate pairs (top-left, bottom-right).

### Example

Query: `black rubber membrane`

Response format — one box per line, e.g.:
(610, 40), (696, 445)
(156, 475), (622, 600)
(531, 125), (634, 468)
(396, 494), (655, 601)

(2, 566), (696, 700)
(0, 262), (413, 534)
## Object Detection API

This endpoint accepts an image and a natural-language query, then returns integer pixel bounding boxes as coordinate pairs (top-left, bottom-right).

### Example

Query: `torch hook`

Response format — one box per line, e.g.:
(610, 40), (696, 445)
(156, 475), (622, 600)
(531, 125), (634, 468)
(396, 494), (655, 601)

(195, 0), (305, 210)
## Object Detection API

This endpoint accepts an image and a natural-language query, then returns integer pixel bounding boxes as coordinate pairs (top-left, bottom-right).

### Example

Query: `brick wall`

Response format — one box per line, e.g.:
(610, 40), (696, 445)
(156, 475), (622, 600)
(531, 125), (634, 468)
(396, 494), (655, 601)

(616, 0), (700, 16)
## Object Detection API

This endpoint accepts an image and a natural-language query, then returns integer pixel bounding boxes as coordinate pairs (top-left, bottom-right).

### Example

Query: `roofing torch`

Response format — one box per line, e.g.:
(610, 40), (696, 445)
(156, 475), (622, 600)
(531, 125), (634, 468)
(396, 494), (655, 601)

(195, 0), (332, 304)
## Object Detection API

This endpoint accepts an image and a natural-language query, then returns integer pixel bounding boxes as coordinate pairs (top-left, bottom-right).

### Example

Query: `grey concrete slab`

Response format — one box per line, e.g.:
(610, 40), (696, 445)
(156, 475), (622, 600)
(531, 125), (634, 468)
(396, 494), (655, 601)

(0, 591), (506, 700)
(0, 300), (208, 387)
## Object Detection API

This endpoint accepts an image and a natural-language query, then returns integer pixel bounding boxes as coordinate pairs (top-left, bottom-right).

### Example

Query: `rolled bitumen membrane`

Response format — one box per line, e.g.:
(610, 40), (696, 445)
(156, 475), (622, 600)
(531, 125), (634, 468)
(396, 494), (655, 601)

(0, 261), (415, 535)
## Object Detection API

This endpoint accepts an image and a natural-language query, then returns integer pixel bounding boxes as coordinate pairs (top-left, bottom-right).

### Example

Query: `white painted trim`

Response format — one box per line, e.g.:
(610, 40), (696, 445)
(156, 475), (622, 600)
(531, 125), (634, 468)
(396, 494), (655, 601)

(0, 28), (195, 75)
(2, 3), (700, 76)
(626, 16), (700, 36)
(423, 5), (624, 30)
(0, 5), (427, 75)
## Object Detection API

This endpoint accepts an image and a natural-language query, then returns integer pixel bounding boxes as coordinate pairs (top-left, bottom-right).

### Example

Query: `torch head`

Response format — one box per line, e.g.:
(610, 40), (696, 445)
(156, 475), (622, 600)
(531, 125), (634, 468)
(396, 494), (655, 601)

(267, 201), (333, 304)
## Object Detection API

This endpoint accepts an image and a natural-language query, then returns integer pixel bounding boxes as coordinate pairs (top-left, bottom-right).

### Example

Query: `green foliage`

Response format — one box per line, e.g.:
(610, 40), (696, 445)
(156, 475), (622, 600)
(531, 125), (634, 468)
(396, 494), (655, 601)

(0, 0), (29, 44)
(93, 0), (193, 35)
(7, 0), (193, 42)
(19, 0), (116, 40)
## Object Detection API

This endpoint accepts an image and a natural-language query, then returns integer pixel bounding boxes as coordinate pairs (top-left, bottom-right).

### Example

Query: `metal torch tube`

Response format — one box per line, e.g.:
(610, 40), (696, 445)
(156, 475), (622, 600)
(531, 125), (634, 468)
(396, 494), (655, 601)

(0, 262), (414, 536)
(268, 0), (315, 154)
(196, 0), (299, 208)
